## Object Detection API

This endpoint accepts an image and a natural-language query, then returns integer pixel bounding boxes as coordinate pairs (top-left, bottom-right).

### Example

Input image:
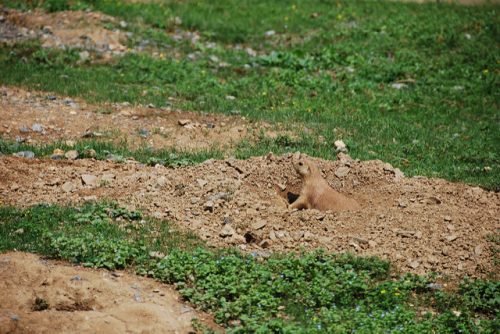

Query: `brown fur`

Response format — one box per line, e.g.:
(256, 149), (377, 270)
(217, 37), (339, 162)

(289, 152), (360, 212)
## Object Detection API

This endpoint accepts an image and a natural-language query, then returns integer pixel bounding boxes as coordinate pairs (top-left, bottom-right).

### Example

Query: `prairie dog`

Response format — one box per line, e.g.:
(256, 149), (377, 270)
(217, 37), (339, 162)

(289, 152), (360, 212)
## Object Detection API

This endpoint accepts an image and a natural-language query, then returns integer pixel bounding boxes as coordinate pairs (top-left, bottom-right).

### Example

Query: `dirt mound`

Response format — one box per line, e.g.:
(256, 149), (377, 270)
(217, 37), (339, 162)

(0, 251), (220, 334)
(0, 86), (279, 151)
(1, 154), (498, 279)
(1, 8), (127, 56)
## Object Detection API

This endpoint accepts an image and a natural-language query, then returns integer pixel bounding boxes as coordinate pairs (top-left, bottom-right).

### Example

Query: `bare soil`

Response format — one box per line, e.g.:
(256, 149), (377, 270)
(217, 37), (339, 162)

(1, 153), (498, 279)
(0, 86), (279, 151)
(0, 252), (220, 334)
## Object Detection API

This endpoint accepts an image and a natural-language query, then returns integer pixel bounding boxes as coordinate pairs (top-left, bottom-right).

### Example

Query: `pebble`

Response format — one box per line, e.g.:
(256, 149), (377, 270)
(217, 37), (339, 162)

(61, 182), (75, 193)
(81, 174), (98, 186)
(14, 151), (35, 159)
(409, 260), (420, 269)
(446, 235), (458, 242)
(443, 215), (452, 222)
(251, 220), (267, 230)
(390, 83), (407, 90)
(14, 228), (24, 235)
(334, 140), (347, 153)
(178, 119), (191, 126)
(19, 126), (30, 133)
(79, 51), (90, 62)
(83, 149), (97, 158)
(426, 283), (444, 291)
(334, 166), (350, 178)
(204, 201), (214, 212)
(259, 239), (271, 248)
(31, 123), (44, 132)
(220, 225), (235, 237)
(65, 150), (79, 160)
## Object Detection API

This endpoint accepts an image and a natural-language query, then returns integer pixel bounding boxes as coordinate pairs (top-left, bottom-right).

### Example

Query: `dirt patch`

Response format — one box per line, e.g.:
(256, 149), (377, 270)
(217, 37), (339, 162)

(0, 86), (279, 151)
(0, 251), (220, 334)
(0, 8), (127, 56)
(0, 154), (498, 279)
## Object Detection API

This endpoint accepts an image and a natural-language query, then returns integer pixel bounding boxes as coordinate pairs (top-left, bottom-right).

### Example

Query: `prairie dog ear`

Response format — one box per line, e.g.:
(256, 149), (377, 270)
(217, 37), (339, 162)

(293, 151), (301, 161)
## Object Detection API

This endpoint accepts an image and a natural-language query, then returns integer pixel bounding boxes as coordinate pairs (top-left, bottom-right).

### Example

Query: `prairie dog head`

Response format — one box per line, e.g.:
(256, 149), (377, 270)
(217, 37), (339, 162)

(292, 152), (313, 178)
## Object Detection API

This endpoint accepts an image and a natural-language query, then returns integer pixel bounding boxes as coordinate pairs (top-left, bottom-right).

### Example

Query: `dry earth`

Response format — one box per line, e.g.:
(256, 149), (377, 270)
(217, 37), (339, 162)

(1, 153), (498, 280)
(0, 252), (221, 334)
(0, 86), (280, 151)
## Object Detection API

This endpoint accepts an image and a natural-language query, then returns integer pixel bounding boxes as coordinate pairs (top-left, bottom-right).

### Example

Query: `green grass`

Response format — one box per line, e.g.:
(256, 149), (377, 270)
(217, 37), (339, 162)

(0, 202), (498, 333)
(1, 0), (499, 189)
(0, 138), (224, 167)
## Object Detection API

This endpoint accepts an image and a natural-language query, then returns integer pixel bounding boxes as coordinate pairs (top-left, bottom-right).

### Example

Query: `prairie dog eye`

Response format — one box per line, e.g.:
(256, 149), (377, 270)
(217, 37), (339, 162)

(298, 162), (303, 166)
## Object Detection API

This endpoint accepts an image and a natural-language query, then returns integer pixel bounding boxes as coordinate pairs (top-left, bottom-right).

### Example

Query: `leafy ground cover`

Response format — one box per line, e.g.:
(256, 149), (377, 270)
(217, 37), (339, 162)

(1, 0), (499, 189)
(0, 202), (498, 333)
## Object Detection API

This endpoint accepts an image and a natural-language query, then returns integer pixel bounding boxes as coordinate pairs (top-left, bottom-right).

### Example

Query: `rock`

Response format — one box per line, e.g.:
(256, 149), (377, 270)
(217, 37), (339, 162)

(178, 119), (191, 126)
(204, 201), (215, 212)
(368, 240), (378, 248)
(139, 128), (150, 137)
(61, 182), (75, 193)
(226, 95), (236, 100)
(14, 228), (24, 235)
(83, 195), (97, 202)
(65, 150), (79, 160)
(398, 200), (408, 208)
(259, 239), (271, 248)
(81, 174), (98, 186)
(291, 231), (304, 241)
(149, 251), (166, 259)
(303, 231), (314, 241)
(79, 51), (90, 62)
(427, 283), (444, 291)
(335, 166), (350, 178)
(251, 220), (267, 230)
(220, 225), (235, 237)
(65, 140), (76, 147)
(14, 151), (35, 159)
(264, 30), (275, 37)
(446, 235), (458, 242)
(119, 20), (128, 28)
(10, 183), (20, 191)
(383, 163), (394, 172)
(31, 123), (44, 132)
(196, 179), (208, 187)
(474, 245), (482, 256)
(443, 215), (452, 222)
(390, 83), (407, 90)
(334, 140), (347, 152)
(393, 168), (404, 181)
(408, 260), (420, 269)
(396, 230), (415, 238)
(19, 126), (30, 133)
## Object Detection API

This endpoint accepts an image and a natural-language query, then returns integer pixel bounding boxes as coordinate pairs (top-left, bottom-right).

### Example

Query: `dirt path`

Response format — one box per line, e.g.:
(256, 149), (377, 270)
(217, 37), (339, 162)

(1, 154), (498, 279)
(0, 252), (220, 334)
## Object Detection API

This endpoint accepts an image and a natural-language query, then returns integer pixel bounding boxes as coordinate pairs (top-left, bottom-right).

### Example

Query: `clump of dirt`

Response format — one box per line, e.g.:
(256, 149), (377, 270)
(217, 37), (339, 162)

(1, 8), (127, 56)
(0, 154), (498, 279)
(0, 86), (281, 151)
(0, 252), (220, 334)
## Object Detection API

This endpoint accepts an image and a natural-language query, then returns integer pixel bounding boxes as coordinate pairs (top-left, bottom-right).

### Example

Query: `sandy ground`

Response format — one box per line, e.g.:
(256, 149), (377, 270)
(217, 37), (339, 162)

(0, 252), (221, 334)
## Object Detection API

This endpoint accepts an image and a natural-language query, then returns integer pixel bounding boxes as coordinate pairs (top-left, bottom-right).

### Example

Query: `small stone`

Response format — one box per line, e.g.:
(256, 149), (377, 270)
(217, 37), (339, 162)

(291, 231), (304, 241)
(19, 126), (30, 133)
(398, 200), (408, 208)
(390, 83), (407, 90)
(396, 230), (415, 238)
(334, 140), (347, 153)
(65, 150), (79, 160)
(47, 95), (57, 101)
(303, 231), (314, 241)
(483, 166), (492, 172)
(220, 225), (235, 237)
(383, 163), (394, 172)
(251, 220), (267, 230)
(409, 260), (420, 269)
(81, 174), (98, 186)
(149, 251), (166, 259)
(79, 51), (90, 62)
(415, 231), (423, 239)
(474, 245), (482, 256)
(31, 123), (44, 132)
(335, 166), (350, 178)
(452, 310), (461, 317)
(264, 30), (275, 37)
(70, 275), (82, 281)
(178, 119), (191, 126)
(204, 201), (215, 212)
(394, 168), (404, 181)
(427, 283), (444, 291)
(259, 239), (271, 248)
(225, 95), (236, 100)
(119, 20), (128, 28)
(14, 151), (35, 159)
(152, 289), (160, 293)
(443, 215), (452, 222)
(83, 195), (97, 202)
(368, 240), (378, 248)
(446, 235), (458, 242)
(14, 228), (24, 235)
(139, 128), (150, 137)
(10, 183), (20, 191)
(61, 182), (75, 193)
(196, 179), (208, 187)
(65, 140), (76, 147)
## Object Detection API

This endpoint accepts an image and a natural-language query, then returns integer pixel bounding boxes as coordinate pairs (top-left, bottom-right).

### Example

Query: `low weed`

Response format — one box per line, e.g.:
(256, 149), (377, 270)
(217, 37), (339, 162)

(0, 203), (497, 332)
